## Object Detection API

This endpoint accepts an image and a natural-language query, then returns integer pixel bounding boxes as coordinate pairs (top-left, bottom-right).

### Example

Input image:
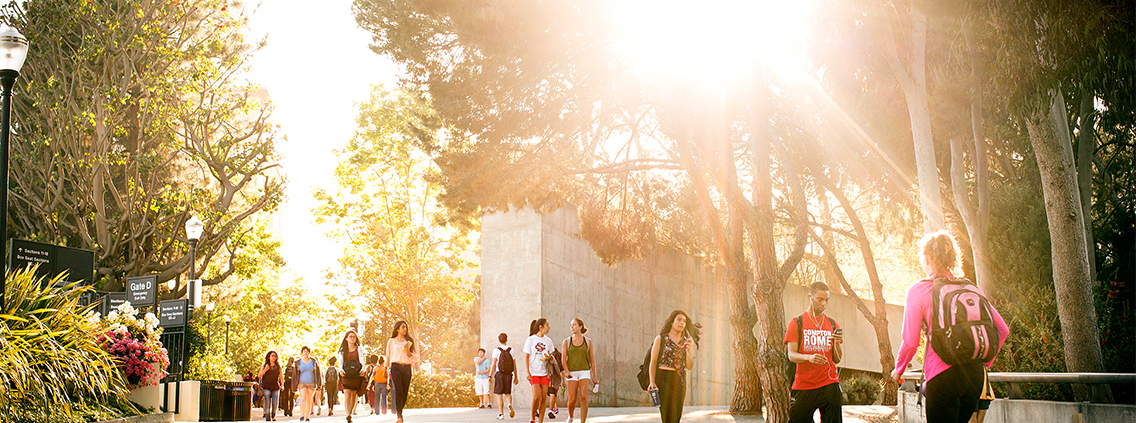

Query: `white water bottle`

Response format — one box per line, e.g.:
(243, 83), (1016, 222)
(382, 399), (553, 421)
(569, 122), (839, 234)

(592, 383), (599, 394)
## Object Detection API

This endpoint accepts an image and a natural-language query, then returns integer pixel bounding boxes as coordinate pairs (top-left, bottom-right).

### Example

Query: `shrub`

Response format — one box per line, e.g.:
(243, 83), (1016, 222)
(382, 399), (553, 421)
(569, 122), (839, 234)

(405, 371), (478, 408)
(92, 302), (171, 389)
(840, 369), (882, 405)
(0, 268), (141, 422)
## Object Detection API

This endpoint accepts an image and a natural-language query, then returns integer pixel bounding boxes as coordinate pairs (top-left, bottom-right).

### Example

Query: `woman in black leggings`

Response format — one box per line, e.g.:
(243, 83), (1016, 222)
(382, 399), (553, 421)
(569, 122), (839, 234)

(386, 321), (419, 423)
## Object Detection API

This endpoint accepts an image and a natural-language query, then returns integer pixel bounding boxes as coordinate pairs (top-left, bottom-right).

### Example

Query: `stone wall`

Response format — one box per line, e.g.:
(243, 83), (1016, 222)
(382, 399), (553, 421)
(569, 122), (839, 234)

(481, 206), (910, 407)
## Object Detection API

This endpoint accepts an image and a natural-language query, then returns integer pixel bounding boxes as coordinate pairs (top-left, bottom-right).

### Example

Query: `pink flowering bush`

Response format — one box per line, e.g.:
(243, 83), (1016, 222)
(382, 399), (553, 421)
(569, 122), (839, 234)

(92, 302), (170, 389)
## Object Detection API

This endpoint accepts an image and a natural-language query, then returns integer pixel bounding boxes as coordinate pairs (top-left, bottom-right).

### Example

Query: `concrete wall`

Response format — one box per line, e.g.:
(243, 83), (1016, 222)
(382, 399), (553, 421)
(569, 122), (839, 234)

(481, 206), (910, 407)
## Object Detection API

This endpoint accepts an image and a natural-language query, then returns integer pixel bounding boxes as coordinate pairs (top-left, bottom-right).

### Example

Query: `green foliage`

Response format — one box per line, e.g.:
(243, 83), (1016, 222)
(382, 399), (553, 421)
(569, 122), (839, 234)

(404, 372), (478, 408)
(200, 276), (316, 376)
(2, 0), (285, 291)
(840, 370), (882, 405)
(313, 87), (479, 374)
(0, 268), (142, 421)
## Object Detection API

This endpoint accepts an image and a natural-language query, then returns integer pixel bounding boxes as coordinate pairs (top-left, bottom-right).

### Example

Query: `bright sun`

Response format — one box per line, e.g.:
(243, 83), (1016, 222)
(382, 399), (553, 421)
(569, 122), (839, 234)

(608, 0), (815, 88)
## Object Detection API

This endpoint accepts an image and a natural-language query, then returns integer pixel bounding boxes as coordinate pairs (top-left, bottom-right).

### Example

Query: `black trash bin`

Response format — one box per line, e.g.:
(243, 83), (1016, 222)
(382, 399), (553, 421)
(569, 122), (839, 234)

(223, 381), (255, 421)
(198, 380), (227, 422)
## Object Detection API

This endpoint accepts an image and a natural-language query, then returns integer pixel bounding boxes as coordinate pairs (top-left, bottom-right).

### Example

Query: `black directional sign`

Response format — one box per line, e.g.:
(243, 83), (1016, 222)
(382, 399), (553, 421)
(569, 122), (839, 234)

(7, 239), (95, 286)
(125, 275), (159, 308)
(159, 299), (189, 328)
(97, 291), (128, 316)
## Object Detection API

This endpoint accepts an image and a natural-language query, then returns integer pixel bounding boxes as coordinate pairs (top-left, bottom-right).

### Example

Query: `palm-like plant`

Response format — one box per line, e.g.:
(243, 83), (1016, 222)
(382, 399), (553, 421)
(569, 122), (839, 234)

(0, 267), (141, 421)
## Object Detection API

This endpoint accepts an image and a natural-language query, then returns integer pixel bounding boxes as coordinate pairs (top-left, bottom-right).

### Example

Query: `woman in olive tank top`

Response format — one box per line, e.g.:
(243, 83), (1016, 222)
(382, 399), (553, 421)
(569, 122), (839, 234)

(560, 318), (597, 423)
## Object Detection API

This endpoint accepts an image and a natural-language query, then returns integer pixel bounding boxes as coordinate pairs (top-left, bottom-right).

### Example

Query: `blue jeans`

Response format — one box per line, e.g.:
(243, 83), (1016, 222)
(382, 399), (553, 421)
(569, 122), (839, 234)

(375, 383), (389, 414)
(263, 389), (280, 420)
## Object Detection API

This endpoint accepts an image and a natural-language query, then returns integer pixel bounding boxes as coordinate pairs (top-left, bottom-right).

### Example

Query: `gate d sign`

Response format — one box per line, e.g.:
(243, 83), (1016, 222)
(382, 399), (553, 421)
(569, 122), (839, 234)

(126, 275), (159, 308)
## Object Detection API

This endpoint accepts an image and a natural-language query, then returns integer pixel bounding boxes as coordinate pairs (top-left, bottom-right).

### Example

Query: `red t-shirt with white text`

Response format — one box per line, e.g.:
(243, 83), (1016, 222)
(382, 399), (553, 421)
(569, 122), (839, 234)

(783, 313), (840, 390)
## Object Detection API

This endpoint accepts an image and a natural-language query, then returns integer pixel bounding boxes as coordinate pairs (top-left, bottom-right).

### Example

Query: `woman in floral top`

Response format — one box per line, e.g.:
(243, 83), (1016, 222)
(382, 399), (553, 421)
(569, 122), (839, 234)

(647, 310), (700, 423)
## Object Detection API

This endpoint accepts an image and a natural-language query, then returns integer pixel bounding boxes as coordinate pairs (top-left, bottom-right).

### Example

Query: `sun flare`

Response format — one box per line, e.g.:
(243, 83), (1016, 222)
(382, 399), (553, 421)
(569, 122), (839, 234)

(608, 0), (815, 88)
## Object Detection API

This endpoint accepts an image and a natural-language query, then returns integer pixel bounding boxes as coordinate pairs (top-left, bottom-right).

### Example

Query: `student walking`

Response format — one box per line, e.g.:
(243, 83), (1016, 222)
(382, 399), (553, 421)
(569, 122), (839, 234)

(324, 356), (340, 416)
(372, 355), (390, 415)
(491, 333), (519, 420)
(387, 320), (421, 423)
(647, 310), (699, 423)
(338, 330), (369, 423)
(893, 231), (1009, 423)
(546, 348), (563, 420)
(475, 348), (493, 408)
(258, 351), (283, 421)
(524, 318), (555, 423)
(784, 282), (844, 423)
(293, 346), (322, 422)
(561, 318), (597, 423)
(365, 354), (380, 414)
(282, 356), (296, 417)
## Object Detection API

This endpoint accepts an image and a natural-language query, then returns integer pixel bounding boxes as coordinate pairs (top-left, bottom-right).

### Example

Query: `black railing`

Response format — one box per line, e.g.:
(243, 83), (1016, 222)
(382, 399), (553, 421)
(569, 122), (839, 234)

(902, 371), (1136, 403)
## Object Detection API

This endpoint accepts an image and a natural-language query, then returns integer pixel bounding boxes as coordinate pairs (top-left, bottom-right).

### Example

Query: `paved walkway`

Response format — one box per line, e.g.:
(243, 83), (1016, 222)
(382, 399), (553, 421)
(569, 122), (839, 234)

(231, 405), (897, 423)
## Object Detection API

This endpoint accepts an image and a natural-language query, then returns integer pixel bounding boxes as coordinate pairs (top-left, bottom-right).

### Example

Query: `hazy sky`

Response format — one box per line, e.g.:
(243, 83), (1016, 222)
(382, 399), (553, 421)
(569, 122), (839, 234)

(245, 0), (399, 284)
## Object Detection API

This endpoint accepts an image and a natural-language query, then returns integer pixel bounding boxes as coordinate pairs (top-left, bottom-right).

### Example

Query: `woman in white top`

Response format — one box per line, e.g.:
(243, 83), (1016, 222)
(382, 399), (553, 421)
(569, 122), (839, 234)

(386, 321), (420, 423)
(561, 318), (597, 423)
(523, 318), (554, 423)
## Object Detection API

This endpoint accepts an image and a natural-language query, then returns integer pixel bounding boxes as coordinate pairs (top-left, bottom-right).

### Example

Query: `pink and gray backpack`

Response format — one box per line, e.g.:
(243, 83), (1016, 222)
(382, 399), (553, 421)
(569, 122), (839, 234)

(929, 277), (1001, 365)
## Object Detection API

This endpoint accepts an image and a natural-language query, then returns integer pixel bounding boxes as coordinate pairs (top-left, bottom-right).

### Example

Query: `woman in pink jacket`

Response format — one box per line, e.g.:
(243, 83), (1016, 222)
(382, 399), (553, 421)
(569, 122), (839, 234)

(892, 231), (1009, 423)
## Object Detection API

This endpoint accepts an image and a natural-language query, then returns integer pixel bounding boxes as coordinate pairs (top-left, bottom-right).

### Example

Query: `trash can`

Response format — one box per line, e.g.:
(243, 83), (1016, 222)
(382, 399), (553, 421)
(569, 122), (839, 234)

(223, 381), (255, 421)
(198, 380), (227, 422)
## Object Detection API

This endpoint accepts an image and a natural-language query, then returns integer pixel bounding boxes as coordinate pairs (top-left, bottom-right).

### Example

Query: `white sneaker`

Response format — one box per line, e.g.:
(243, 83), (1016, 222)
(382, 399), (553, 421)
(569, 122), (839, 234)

(498, 414), (505, 420)
(567, 418), (573, 423)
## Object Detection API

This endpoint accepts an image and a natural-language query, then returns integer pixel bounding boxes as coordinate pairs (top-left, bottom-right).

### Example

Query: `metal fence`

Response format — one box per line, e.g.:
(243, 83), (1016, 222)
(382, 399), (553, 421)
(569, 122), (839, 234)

(902, 371), (1136, 403)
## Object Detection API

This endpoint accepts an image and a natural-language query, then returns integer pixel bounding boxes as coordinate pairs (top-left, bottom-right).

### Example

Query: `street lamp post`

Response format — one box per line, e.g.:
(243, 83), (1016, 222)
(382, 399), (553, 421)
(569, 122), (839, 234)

(185, 216), (204, 280)
(0, 25), (29, 309)
(224, 314), (231, 354)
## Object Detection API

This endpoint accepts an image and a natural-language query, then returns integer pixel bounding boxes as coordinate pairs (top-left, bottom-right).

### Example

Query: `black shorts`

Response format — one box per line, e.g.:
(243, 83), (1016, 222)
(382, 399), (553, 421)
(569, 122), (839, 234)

(493, 372), (513, 394)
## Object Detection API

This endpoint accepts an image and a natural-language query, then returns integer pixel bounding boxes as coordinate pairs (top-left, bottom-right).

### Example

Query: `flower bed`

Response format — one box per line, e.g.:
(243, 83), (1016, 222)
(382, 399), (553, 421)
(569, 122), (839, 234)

(92, 302), (171, 389)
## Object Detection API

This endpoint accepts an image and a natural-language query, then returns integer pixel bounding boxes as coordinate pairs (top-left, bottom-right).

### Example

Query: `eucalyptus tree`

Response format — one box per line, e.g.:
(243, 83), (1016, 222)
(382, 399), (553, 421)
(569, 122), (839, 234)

(350, 0), (828, 416)
(3, 0), (284, 291)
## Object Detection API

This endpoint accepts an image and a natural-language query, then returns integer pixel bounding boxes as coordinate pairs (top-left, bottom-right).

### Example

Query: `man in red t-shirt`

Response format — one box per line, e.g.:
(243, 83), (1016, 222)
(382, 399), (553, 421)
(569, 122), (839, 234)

(784, 282), (844, 423)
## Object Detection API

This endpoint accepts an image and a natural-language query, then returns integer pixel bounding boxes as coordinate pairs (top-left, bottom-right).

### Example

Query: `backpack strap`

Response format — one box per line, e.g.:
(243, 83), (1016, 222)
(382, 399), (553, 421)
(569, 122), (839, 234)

(795, 315), (804, 354)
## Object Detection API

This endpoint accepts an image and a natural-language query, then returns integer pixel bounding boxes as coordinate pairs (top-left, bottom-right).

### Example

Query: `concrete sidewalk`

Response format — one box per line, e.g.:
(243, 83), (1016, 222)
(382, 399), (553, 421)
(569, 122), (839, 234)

(235, 405), (897, 423)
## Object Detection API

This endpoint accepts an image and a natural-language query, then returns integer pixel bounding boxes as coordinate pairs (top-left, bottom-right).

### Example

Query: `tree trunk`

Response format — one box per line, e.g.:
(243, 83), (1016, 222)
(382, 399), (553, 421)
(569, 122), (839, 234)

(1026, 90), (1110, 401)
(672, 119), (764, 412)
(717, 115), (766, 412)
(749, 119), (791, 423)
(818, 176), (897, 405)
(885, 3), (945, 233)
(954, 22), (995, 295)
(726, 204), (764, 412)
(1075, 90), (1096, 285)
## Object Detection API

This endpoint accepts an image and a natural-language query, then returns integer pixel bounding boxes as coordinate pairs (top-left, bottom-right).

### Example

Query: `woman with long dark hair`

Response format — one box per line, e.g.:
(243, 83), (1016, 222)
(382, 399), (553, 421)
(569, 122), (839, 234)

(561, 318), (597, 423)
(258, 350), (283, 421)
(893, 232), (1009, 423)
(386, 321), (420, 423)
(337, 330), (368, 423)
(647, 310), (700, 423)
(523, 318), (554, 423)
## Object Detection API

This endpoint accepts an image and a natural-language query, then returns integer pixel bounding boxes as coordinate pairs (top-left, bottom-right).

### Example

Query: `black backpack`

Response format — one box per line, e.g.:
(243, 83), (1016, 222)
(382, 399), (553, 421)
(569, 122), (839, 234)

(497, 347), (515, 374)
(343, 359), (363, 378)
(786, 314), (835, 387)
(929, 277), (1001, 365)
(636, 345), (654, 391)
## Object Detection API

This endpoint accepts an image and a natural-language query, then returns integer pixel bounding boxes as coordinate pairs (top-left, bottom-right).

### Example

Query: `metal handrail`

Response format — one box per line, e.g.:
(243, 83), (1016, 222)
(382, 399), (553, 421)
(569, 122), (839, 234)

(900, 371), (1136, 403)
